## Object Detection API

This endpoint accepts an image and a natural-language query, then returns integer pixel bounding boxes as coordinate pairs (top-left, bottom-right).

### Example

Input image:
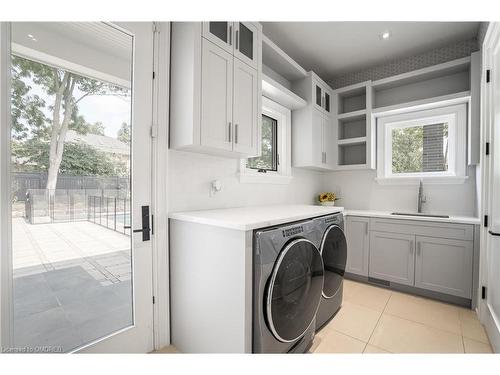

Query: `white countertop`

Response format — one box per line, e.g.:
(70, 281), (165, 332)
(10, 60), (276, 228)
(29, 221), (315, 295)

(169, 205), (344, 231)
(344, 209), (480, 225)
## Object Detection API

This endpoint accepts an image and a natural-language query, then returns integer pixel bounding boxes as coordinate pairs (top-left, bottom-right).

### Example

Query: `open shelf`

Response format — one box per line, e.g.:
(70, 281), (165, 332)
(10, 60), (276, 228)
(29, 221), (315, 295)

(372, 91), (471, 116)
(338, 114), (367, 140)
(337, 136), (366, 146)
(372, 57), (471, 109)
(337, 109), (366, 120)
(372, 56), (471, 90)
(337, 86), (366, 115)
(338, 142), (367, 166)
(262, 34), (308, 82)
(262, 73), (307, 110)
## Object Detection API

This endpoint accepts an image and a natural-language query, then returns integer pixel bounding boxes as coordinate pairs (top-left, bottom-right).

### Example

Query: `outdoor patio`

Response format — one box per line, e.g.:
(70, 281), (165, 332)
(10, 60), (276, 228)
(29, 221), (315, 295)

(12, 217), (133, 352)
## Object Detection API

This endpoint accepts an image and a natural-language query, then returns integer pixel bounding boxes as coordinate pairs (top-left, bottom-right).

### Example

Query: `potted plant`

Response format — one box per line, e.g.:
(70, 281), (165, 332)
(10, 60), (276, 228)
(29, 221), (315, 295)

(318, 192), (339, 206)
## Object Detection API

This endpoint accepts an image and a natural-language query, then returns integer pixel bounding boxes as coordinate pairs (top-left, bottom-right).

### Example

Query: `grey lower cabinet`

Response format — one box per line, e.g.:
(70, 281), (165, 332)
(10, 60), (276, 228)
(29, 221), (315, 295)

(369, 231), (415, 286)
(362, 218), (475, 300)
(345, 216), (369, 276)
(415, 236), (473, 298)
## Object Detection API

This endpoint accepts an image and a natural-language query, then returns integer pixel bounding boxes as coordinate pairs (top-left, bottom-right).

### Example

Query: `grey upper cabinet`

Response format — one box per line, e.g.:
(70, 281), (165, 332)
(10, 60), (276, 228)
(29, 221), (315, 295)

(345, 216), (369, 276)
(415, 236), (473, 298)
(369, 231), (415, 286)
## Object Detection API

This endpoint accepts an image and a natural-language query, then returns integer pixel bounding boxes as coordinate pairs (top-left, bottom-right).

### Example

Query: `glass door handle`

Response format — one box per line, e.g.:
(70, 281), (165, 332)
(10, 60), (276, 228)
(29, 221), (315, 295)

(124, 205), (151, 241)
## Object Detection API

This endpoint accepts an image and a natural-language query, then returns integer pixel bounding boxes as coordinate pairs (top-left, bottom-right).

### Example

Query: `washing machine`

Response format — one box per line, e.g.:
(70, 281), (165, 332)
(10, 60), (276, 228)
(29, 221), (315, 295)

(253, 218), (324, 353)
(312, 213), (347, 331)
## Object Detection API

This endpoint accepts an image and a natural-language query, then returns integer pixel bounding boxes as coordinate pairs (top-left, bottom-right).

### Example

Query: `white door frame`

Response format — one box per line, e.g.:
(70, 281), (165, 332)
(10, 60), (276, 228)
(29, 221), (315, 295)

(0, 21), (14, 351)
(151, 21), (170, 351)
(0, 21), (170, 353)
(479, 21), (500, 353)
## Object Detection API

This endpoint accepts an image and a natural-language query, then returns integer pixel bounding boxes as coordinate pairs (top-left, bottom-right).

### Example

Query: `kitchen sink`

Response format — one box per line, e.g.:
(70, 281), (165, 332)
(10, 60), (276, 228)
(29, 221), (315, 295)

(391, 212), (450, 218)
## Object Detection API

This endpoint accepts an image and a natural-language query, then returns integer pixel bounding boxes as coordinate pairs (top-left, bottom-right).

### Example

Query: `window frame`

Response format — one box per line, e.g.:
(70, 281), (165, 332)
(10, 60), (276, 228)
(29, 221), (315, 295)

(239, 97), (292, 184)
(246, 113), (278, 172)
(376, 103), (468, 185)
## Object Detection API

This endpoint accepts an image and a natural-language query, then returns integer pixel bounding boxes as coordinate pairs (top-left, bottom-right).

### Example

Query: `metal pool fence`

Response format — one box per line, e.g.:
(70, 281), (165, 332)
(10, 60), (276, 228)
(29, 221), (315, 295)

(25, 189), (130, 235)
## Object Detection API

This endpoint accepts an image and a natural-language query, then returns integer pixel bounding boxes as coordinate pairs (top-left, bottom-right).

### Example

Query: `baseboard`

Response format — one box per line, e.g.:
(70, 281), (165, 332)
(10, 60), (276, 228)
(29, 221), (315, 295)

(344, 272), (471, 308)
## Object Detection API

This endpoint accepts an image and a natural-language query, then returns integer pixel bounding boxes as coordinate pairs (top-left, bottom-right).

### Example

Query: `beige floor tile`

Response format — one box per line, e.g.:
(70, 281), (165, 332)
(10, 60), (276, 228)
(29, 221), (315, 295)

(152, 345), (181, 353)
(460, 316), (490, 344)
(369, 314), (464, 353)
(324, 301), (381, 342)
(313, 330), (366, 353)
(343, 281), (392, 312)
(458, 307), (479, 322)
(463, 338), (493, 353)
(384, 292), (461, 335)
(363, 344), (391, 354)
(309, 336), (322, 353)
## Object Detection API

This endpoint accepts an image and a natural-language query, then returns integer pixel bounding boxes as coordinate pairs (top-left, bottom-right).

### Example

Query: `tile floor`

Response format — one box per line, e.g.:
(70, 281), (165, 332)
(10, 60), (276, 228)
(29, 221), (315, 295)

(10, 218), (133, 352)
(311, 279), (494, 354)
(158, 279), (494, 354)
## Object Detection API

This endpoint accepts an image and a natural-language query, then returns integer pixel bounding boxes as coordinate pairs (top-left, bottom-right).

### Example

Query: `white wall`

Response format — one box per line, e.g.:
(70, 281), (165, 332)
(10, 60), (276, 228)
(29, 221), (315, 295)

(169, 149), (477, 216)
(168, 150), (324, 212)
(322, 166), (477, 217)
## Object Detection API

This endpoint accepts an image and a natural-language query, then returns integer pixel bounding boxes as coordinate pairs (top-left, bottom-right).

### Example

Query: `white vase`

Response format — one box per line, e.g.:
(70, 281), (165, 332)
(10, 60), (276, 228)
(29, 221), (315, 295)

(319, 201), (335, 207)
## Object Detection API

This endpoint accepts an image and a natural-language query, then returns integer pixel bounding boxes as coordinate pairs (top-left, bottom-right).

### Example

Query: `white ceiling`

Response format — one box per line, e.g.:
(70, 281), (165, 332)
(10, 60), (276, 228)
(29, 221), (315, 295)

(261, 22), (480, 80)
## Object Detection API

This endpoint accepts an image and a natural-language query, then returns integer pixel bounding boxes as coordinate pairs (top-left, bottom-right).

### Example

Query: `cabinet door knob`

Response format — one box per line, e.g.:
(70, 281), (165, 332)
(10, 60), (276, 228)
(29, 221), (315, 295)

(235, 124), (238, 144)
(236, 30), (239, 50)
(229, 25), (232, 45)
(228, 122), (232, 142)
(417, 242), (421, 256)
(410, 240), (414, 254)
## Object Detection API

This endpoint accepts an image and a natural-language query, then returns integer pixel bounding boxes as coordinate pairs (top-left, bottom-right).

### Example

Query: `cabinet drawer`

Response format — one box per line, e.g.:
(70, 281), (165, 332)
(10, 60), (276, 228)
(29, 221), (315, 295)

(369, 218), (473, 241)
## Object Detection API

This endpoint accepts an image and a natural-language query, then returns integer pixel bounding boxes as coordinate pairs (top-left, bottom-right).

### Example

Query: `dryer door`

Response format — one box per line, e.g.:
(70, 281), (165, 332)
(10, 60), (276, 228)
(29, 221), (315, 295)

(266, 238), (324, 343)
(320, 225), (347, 298)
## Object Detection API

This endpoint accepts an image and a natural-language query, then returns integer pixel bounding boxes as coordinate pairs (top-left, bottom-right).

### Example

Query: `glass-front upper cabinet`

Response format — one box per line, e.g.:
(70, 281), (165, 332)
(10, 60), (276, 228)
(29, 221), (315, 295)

(324, 91), (331, 113)
(234, 22), (258, 69)
(203, 22), (234, 54)
(314, 80), (332, 114)
(315, 85), (322, 108)
(203, 22), (259, 69)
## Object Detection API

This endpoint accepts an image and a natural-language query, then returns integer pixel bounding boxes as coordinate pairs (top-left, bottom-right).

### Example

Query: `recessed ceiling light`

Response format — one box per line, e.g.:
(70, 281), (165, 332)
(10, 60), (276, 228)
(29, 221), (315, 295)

(380, 30), (391, 40)
(27, 34), (37, 42)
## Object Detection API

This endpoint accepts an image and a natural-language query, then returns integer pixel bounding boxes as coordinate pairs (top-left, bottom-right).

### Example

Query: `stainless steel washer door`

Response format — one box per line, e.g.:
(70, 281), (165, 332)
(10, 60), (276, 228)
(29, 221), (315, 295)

(320, 225), (347, 299)
(266, 238), (324, 342)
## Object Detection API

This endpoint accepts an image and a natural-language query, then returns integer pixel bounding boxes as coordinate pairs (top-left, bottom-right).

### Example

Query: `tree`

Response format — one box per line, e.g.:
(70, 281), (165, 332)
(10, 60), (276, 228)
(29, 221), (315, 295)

(117, 122), (130, 144)
(13, 138), (119, 176)
(391, 127), (423, 173)
(11, 55), (129, 190)
(86, 121), (105, 136)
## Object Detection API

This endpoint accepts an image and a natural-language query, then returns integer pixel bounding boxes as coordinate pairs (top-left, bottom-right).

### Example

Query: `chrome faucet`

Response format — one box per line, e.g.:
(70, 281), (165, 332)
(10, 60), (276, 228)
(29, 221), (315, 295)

(418, 179), (427, 213)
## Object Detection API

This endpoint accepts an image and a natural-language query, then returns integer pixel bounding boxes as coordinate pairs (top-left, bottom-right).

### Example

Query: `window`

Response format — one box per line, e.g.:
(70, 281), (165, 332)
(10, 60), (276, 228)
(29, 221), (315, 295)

(376, 103), (467, 184)
(239, 97), (292, 184)
(246, 114), (278, 172)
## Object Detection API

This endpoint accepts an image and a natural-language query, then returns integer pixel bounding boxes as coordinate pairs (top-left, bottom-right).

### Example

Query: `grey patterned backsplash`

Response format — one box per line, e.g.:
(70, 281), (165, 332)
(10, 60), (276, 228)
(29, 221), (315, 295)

(329, 37), (480, 89)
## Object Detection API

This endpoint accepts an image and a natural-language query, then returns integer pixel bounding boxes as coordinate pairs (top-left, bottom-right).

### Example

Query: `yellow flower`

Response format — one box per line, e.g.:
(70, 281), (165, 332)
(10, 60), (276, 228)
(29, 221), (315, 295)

(319, 192), (337, 202)
(319, 193), (329, 202)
